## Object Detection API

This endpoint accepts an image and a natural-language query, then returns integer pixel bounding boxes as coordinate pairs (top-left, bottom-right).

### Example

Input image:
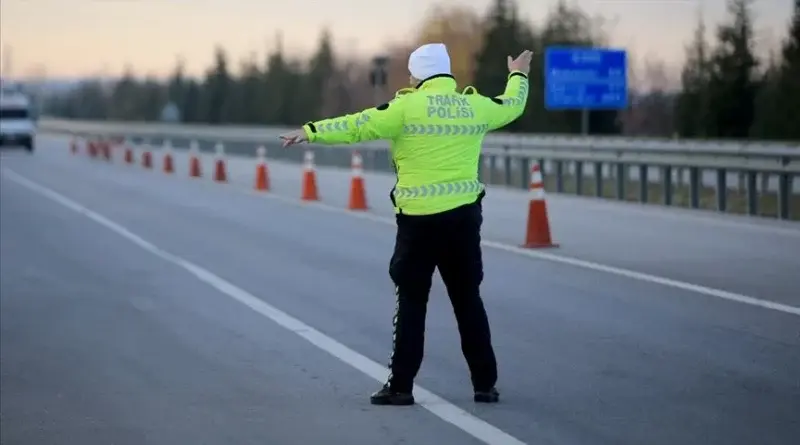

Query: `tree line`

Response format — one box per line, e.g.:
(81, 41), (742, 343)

(43, 0), (799, 141)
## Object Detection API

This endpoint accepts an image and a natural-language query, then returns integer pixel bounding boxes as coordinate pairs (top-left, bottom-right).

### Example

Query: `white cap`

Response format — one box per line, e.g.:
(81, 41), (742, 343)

(408, 43), (452, 81)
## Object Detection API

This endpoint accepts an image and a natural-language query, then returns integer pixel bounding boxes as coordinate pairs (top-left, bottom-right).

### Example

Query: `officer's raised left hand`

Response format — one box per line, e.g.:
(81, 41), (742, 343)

(507, 50), (534, 75)
(279, 129), (308, 147)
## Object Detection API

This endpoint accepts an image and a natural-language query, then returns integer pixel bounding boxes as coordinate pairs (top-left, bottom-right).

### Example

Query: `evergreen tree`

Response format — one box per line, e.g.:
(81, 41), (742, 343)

(73, 81), (110, 120)
(283, 60), (308, 125)
(221, 58), (248, 123)
(201, 46), (232, 124)
(237, 53), (266, 124)
(772, 0), (800, 140)
(304, 29), (336, 120)
(263, 33), (292, 125)
(167, 58), (187, 121)
(473, 0), (533, 133)
(181, 80), (201, 123)
(675, 16), (712, 137)
(750, 51), (782, 138)
(109, 65), (140, 120)
(706, 0), (759, 138)
(139, 77), (167, 121)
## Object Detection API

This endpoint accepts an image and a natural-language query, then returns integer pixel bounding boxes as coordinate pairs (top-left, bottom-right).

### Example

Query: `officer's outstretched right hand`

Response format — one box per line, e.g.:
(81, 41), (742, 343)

(279, 128), (308, 147)
(507, 50), (533, 75)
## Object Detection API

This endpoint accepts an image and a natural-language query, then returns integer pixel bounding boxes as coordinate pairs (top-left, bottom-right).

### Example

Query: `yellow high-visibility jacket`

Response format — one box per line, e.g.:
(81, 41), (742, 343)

(302, 71), (529, 215)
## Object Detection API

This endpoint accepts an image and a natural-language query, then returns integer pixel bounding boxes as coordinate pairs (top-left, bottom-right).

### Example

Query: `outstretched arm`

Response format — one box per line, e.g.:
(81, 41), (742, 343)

(301, 99), (405, 145)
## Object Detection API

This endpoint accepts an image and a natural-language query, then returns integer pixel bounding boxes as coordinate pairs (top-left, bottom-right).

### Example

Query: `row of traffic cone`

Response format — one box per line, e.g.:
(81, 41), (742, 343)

(82, 139), (111, 160)
(70, 136), (555, 248)
(121, 139), (229, 182)
(70, 136), (367, 210)
(275, 149), (555, 246)
(74, 136), (231, 182)
(299, 149), (367, 210)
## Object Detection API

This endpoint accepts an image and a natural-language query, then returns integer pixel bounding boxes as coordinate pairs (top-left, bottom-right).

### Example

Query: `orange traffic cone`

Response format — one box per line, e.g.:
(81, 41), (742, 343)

(189, 141), (202, 178)
(213, 142), (227, 183)
(124, 142), (134, 164)
(348, 151), (368, 210)
(163, 141), (174, 174)
(522, 163), (558, 248)
(142, 145), (152, 169)
(70, 137), (79, 155)
(254, 146), (270, 191)
(301, 150), (319, 201)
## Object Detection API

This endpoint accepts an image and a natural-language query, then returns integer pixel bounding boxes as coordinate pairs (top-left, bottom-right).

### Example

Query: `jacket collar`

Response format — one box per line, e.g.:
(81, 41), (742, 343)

(415, 74), (457, 91)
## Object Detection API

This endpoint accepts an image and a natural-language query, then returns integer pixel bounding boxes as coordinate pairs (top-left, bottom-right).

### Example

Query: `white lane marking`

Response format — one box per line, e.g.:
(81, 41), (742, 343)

(482, 241), (800, 316)
(206, 177), (800, 318)
(1, 168), (528, 445)
(27, 146), (800, 317)
(38, 142), (800, 317)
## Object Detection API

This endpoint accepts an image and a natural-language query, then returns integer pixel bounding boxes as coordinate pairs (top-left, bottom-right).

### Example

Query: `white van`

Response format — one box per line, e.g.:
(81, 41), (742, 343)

(0, 82), (36, 152)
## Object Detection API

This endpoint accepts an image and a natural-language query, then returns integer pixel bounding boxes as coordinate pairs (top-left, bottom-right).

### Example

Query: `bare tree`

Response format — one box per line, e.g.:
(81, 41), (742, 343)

(643, 56), (671, 93)
(621, 56), (675, 137)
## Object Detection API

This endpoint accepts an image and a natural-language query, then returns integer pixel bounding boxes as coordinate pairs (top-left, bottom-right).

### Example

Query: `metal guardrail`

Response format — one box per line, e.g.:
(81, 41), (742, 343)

(39, 118), (800, 220)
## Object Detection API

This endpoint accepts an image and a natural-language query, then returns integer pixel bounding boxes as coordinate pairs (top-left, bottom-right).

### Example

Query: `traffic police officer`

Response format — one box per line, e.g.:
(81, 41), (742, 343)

(280, 43), (532, 406)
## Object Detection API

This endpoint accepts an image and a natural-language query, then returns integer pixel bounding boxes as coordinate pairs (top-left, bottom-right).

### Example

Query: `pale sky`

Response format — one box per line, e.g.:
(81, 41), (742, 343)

(0, 0), (794, 80)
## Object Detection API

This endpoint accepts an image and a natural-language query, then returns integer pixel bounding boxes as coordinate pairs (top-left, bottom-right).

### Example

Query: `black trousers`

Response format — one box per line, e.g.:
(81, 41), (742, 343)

(386, 192), (497, 393)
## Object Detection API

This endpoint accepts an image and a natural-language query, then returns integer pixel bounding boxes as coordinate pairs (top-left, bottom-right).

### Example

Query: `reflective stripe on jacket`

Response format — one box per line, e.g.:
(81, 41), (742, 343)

(302, 71), (529, 215)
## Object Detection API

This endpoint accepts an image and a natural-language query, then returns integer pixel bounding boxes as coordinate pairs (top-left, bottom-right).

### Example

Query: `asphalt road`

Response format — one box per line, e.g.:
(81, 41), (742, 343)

(110, 135), (800, 305)
(1, 137), (799, 445)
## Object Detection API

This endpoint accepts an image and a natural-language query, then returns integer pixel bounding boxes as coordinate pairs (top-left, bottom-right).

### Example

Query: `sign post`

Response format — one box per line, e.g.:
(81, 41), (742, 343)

(544, 47), (628, 135)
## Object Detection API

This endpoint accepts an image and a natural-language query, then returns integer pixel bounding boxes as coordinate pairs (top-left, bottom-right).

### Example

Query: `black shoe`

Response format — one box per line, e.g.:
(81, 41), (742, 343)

(474, 387), (500, 403)
(370, 384), (415, 406)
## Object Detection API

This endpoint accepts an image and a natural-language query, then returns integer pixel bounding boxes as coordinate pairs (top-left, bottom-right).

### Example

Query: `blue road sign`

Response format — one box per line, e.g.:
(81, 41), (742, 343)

(544, 46), (628, 110)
